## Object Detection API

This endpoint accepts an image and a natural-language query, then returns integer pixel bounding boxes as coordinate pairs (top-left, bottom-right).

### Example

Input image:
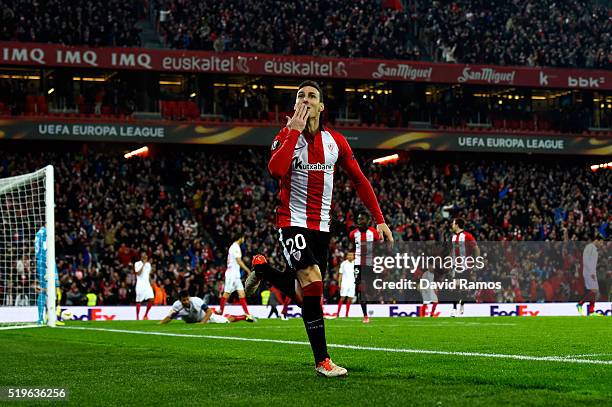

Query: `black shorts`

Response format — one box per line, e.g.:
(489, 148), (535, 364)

(278, 227), (330, 277)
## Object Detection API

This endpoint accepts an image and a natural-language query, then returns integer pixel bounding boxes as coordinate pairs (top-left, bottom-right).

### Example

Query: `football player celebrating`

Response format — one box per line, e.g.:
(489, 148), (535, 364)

(246, 80), (392, 377)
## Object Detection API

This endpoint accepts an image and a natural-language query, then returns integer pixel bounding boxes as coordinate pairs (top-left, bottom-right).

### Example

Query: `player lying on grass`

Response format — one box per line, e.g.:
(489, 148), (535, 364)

(159, 291), (255, 324)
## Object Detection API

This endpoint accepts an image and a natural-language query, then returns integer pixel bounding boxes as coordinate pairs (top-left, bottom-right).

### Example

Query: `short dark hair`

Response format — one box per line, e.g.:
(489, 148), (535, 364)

(179, 290), (189, 299)
(454, 218), (466, 229)
(233, 230), (245, 242)
(298, 80), (323, 102)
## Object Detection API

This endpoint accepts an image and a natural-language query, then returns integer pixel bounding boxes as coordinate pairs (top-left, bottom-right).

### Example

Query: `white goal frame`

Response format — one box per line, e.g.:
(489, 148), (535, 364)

(0, 165), (55, 328)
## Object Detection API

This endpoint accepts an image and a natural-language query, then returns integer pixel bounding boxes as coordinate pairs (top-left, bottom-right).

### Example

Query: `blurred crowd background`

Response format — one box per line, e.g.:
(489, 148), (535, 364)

(0, 144), (609, 306)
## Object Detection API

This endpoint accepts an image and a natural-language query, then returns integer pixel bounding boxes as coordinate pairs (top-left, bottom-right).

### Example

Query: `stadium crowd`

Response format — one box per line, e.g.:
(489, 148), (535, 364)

(153, 0), (611, 68)
(0, 145), (609, 308)
(420, 0), (611, 69)
(1, 0), (610, 68)
(0, 0), (142, 46)
(155, 0), (418, 59)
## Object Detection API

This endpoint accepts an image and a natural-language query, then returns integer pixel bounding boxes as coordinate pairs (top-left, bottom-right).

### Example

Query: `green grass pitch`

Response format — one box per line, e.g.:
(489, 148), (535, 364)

(1, 317), (611, 406)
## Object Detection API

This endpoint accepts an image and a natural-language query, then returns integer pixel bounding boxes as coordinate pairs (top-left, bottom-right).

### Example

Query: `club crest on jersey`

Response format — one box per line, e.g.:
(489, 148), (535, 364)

(326, 143), (336, 153)
(292, 250), (301, 261)
(292, 157), (334, 171)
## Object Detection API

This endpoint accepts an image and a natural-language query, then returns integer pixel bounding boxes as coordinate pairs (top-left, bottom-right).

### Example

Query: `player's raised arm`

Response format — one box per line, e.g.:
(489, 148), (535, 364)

(336, 135), (393, 242)
(267, 103), (310, 178)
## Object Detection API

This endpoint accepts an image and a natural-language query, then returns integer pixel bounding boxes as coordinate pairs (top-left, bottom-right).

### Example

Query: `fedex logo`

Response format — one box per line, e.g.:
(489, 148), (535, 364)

(589, 308), (612, 316)
(490, 305), (539, 316)
(285, 306), (302, 319)
(62, 308), (117, 321)
(389, 305), (440, 318)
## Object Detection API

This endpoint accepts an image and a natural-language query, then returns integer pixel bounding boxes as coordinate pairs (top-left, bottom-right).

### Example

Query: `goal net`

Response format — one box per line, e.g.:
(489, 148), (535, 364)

(0, 166), (56, 329)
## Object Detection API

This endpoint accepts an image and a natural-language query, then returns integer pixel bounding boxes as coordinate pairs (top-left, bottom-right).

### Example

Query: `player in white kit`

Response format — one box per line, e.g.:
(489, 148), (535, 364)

(159, 291), (254, 324)
(577, 234), (602, 316)
(220, 234), (252, 316)
(336, 252), (356, 317)
(134, 252), (154, 320)
(419, 269), (438, 317)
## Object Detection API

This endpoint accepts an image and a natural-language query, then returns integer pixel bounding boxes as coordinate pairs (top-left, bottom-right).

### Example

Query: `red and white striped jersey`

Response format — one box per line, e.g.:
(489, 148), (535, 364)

(349, 227), (380, 266)
(268, 126), (384, 232)
(451, 231), (477, 258)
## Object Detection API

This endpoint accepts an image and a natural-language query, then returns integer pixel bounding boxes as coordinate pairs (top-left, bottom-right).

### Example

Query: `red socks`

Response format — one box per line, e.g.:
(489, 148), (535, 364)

(303, 281), (323, 296)
(282, 297), (291, 315)
(431, 302), (438, 316)
(219, 297), (226, 315)
(219, 297), (249, 315)
(136, 303), (141, 320)
(239, 297), (250, 315)
(144, 301), (152, 318)
(336, 298), (343, 316)
(345, 298), (352, 317)
(232, 315), (246, 322)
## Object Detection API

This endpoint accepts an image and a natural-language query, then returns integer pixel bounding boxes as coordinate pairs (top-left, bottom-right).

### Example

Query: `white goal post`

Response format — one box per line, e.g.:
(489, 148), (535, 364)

(0, 165), (55, 328)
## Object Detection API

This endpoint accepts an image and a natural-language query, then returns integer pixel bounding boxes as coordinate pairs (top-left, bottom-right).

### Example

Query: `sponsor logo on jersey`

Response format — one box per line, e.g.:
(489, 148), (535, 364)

(292, 158), (334, 171)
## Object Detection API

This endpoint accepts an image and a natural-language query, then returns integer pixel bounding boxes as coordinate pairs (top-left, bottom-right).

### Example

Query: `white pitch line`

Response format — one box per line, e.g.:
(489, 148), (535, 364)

(562, 354), (612, 358)
(175, 326), (301, 331)
(173, 322), (515, 331)
(62, 326), (612, 366)
(0, 324), (41, 331)
(374, 322), (518, 327)
(325, 319), (518, 326)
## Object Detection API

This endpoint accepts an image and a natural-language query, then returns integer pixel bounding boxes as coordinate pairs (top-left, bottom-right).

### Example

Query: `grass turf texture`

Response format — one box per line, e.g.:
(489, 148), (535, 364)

(0, 317), (611, 406)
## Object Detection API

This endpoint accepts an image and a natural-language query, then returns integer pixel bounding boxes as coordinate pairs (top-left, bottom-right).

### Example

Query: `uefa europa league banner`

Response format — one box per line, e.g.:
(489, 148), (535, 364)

(0, 119), (611, 155)
(0, 42), (611, 90)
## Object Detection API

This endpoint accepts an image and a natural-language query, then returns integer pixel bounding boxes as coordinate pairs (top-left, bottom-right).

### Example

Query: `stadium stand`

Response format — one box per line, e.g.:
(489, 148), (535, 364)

(420, 0), (611, 69)
(0, 0), (142, 46)
(150, 0), (610, 68)
(2, 0), (608, 68)
(0, 146), (609, 306)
